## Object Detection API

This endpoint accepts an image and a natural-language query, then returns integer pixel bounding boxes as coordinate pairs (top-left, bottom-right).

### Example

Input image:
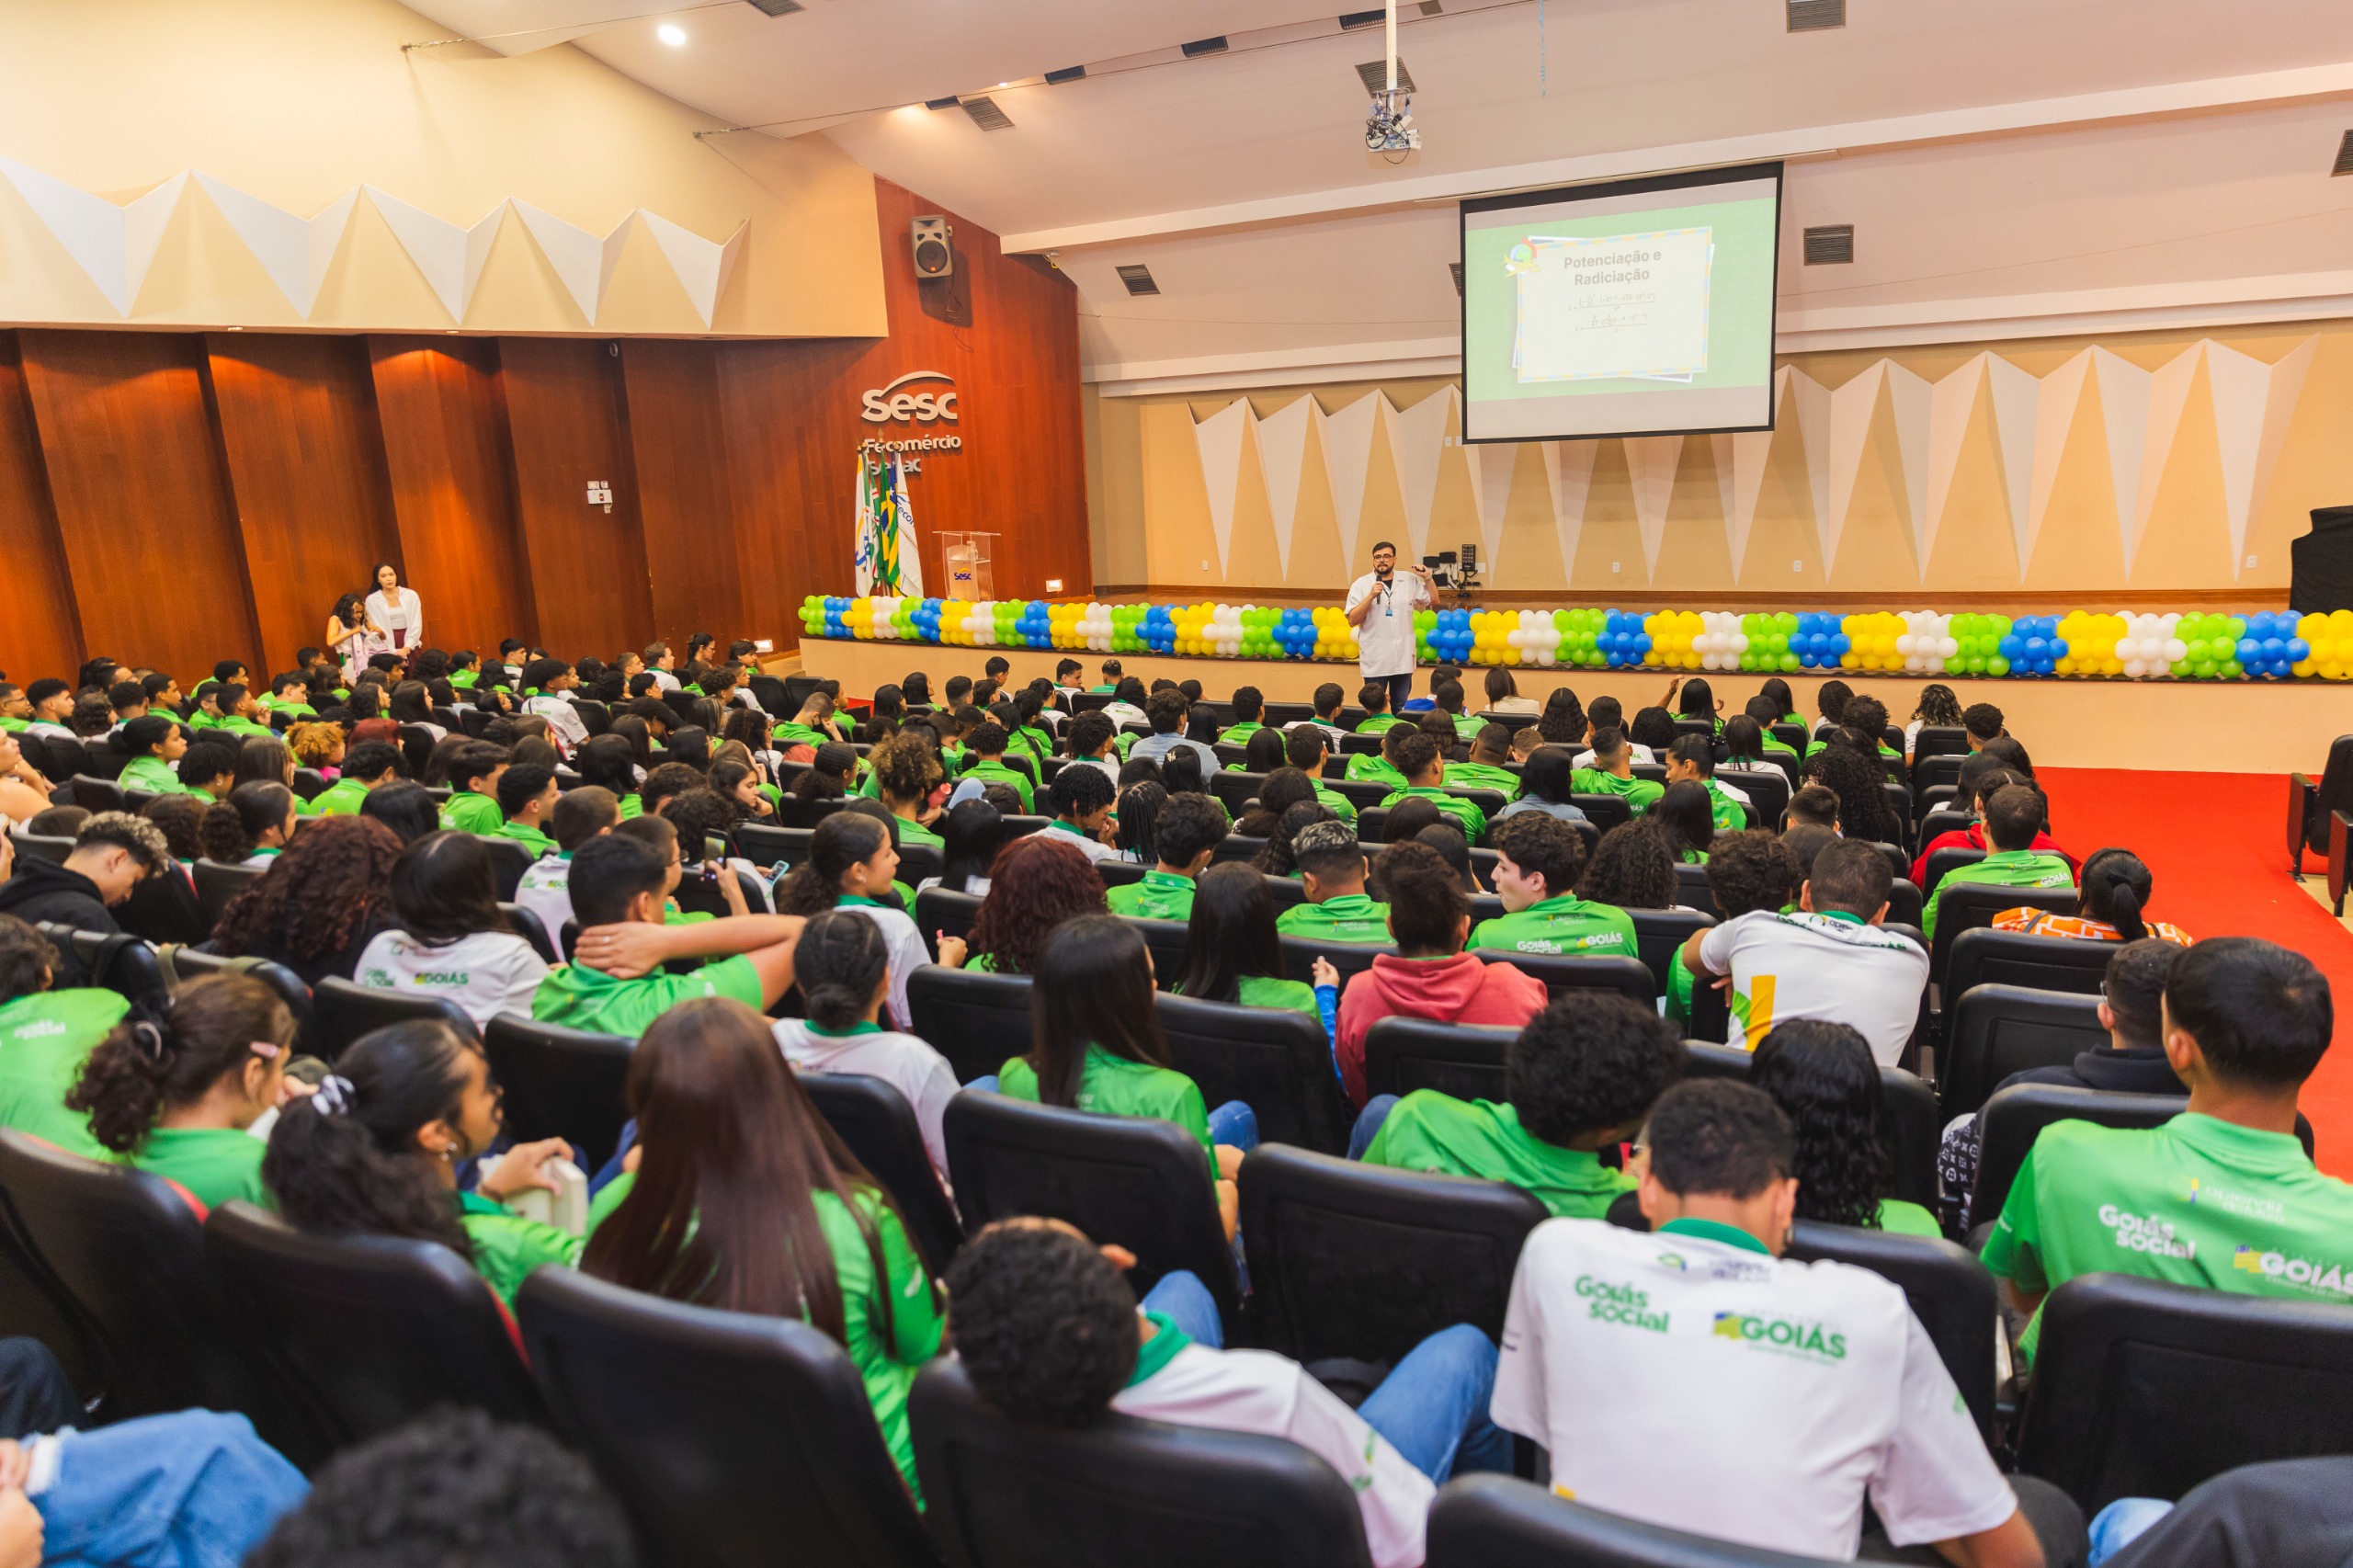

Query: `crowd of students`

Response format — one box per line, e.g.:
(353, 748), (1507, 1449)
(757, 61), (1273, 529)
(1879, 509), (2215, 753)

(0, 637), (2339, 1566)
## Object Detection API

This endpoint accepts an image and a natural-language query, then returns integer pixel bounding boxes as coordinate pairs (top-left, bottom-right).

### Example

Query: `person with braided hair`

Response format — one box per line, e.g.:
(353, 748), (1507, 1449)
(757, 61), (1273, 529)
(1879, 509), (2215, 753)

(66, 974), (297, 1210)
(771, 910), (959, 1181)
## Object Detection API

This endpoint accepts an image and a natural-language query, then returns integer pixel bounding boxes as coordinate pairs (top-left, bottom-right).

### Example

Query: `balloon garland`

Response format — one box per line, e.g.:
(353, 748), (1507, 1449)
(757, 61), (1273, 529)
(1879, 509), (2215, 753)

(801, 596), (2349, 681)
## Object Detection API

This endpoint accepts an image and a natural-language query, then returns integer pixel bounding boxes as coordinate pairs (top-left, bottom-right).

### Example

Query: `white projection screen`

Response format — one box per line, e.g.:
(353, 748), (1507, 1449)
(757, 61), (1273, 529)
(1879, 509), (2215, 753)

(1459, 162), (1782, 442)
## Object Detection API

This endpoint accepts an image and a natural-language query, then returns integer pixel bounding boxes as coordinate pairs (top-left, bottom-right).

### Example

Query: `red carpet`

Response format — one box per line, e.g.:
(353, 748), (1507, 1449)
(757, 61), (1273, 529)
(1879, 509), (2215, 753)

(2038, 768), (2353, 1176)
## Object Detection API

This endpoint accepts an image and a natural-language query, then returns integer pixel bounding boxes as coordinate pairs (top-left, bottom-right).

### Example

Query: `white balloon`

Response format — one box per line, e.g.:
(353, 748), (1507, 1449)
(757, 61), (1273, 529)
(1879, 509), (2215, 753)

(2163, 639), (2188, 662)
(2123, 658), (2147, 677)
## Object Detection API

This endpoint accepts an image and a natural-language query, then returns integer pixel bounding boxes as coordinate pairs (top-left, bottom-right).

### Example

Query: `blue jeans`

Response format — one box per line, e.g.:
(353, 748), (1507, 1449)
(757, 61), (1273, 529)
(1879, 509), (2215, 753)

(1377, 673), (1415, 714)
(2088, 1497), (2173, 1564)
(1137, 1272), (1508, 1484)
(1207, 1101), (1257, 1152)
(34, 1410), (308, 1568)
(1348, 1095), (1399, 1161)
(589, 1118), (639, 1199)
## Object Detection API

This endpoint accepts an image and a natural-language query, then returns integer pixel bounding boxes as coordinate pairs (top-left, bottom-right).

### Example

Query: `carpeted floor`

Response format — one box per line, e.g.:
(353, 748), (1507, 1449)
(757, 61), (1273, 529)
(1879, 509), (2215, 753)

(2037, 767), (2352, 1176)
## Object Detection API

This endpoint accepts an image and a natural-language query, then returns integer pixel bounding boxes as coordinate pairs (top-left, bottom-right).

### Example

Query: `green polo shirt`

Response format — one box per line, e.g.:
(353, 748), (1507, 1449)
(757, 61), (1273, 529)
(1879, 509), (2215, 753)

(267, 701), (317, 719)
(494, 821), (559, 857)
(1569, 768), (1665, 815)
(456, 1188), (585, 1308)
(308, 777), (372, 816)
(0, 988), (128, 1159)
(1469, 893), (1637, 958)
(118, 756), (198, 798)
(1233, 974), (1320, 1017)
(997, 1046), (1214, 1165)
(1443, 762), (1521, 799)
(1107, 869), (1197, 921)
(1983, 1112), (2353, 1362)
(1356, 714), (1405, 735)
(1449, 713), (1483, 740)
(1311, 784), (1358, 823)
(1700, 778), (1748, 831)
(1924, 849), (2074, 937)
(218, 717), (273, 737)
(449, 670), (480, 689)
(0, 717), (27, 733)
(1345, 755), (1408, 790)
(440, 791), (503, 835)
(1275, 892), (1392, 945)
(1879, 1199), (1941, 1238)
(775, 722), (827, 747)
(529, 953), (763, 1037)
(1219, 722), (1265, 745)
(1363, 1093), (1633, 1220)
(961, 759), (1034, 812)
(134, 1126), (272, 1212)
(895, 815), (945, 850)
(1380, 785), (1486, 844)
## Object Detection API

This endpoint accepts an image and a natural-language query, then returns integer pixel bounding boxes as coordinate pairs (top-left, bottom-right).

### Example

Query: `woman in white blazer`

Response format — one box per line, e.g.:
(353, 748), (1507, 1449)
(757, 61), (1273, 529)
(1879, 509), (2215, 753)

(364, 562), (424, 659)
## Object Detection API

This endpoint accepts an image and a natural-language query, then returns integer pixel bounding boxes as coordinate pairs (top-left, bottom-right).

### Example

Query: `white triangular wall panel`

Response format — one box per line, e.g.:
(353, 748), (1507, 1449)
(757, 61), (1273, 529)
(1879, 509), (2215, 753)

(1622, 435), (1682, 579)
(2246, 336), (2317, 579)
(637, 210), (745, 329)
(1381, 386), (1456, 562)
(1883, 361), (1931, 577)
(367, 187), (506, 324)
(1784, 369), (1834, 568)
(1471, 441), (1519, 574)
(1711, 424), (1773, 580)
(1192, 398), (1252, 577)
(1254, 395), (1316, 578)
(1541, 440), (1597, 580)
(2026, 349), (2093, 575)
(0, 161), (190, 314)
(2128, 344), (2200, 574)
(1984, 354), (2040, 569)
(511, 199), (634, 324)
(1924, 353), (1986, 568)
(2088, 347), (2154, 571)
(1824, 362), (1886, 576)
(1317, 393), (1380, 570)
(193, 175), (358, 319)
(2209, 335), (2317, 578)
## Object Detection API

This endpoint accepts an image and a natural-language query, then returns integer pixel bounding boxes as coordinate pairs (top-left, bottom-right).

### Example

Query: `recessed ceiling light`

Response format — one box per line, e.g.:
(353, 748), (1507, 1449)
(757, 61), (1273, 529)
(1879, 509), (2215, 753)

(657, 23), (687, 45)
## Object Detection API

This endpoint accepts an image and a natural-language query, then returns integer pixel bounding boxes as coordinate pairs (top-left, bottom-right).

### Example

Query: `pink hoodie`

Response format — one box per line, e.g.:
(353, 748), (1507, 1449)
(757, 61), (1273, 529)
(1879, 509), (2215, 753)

(1335, 953), (1548, 1106)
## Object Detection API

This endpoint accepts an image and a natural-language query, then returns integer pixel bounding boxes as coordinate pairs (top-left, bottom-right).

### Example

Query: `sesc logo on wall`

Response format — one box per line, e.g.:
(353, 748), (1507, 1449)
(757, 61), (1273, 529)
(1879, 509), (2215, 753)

(859, 371), (964, 467)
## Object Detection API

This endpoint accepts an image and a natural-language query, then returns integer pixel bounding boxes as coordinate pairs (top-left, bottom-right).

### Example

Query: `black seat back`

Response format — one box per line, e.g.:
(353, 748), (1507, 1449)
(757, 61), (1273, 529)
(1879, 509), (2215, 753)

(165, 949), (314, 1024)
(206, 1200), (543, 1447)
(1938, 984), (2108, 1121)
(1279, 935), (1391, 990)
(308, 977), (476, 1062)
(774, 794), (843, 829)
(474, 834), (535, 899)
(1919, 845), (1984, 893)
(1930, 884), (2076, 982)
(734, 823), (803, 869)
(915, 886), (986, 952)
(1360, 1017), (1516, 1102)
(193, 858), (267, 926)
(11, 834), (73, 865)
(518, 1267), (933, 1568)
(1241, 1145), (1545, 1370)
(500, 902), (558, 963)
(1626, 907), (1712, 994)
(1785, 1220), (1998, 1438)
(799, 1072), (962, 1272)
(1475, 949), (1654, 1006)
(1718, 767), (1788, 828)
(1209, 770), (1267, 817)
(1570, 793), (1631, 832)
(67, 775), (125, 813)
(1673, 862), (1722, 916)
(1971, 1085), (2181, 1223)
(906, 964), (1032, 1085)
(482, 1013), (635, 1168)
(71, 929), (165, 1004)
(913, 1358), (1375, 1568)
(1155, 993), (1353, 1155)
(116, 867), (210, 946)
(1428, 1473), (1825, 1568)
(2018, 1272), (2353, 1511)
(1945, 927), (2112, 1003)
(944, 1092), (1239, 1331)
(1687, 1047), (1937, 1208)
(1126, 916), (1191, 990)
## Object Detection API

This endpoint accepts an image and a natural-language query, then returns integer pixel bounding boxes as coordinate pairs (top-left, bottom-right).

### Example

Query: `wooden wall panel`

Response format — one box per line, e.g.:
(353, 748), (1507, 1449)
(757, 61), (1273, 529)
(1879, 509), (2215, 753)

(497, 336), (655, 661)
(620, 340), (746, 647)
(205, 334), (404, 674)
(0, 335), (83, 684)
(17, 330), (261, 683)
(368, 336), (537, 656)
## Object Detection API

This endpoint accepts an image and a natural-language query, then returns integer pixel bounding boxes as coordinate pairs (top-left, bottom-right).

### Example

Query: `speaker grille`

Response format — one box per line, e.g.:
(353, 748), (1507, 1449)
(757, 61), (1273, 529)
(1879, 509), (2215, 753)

(1787, 0), (1845, 30)
(742, 0), (803, 14)
(2334, 131), (2353, 176)
(1116, 265), (1160, 297)
(1449, 262), (1463, 297)
(1339, 8), (1385, 28)
(1044, 65), (1087, 85)
(959, 96), (1014, 131)
(1802, 224), (1854, 265)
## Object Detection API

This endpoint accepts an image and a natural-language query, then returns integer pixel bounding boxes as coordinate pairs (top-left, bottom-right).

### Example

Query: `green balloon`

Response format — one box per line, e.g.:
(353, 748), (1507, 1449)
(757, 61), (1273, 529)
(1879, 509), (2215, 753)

(2222, 659), (2245, 678)
(1778, 653), (1801, 672)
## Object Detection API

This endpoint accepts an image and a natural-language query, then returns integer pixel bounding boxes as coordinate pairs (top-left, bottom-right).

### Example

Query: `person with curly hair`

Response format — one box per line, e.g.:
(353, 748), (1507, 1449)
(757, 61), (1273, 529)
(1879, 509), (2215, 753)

(1801, 740), (1898, 848)
(1359, 994), (1684, 1215)
(1749, 1018), (1940, 1236)
(1574, 820), (1677, 912)
(1534, 686), (1586, 745)
(0, 915), (129, 1159)
(0, 812), (168, 974)
(66, 974), (296, 1210)
(283, 720), (345, 780)
(963, 834), (1108, 976)
(867, 731), (945, 849)
(1904, 683), (1965, 760)
(210, 814), (401, 987)
(945, 1217), (1509, 1568)
(1667, 829), (1800, 1025)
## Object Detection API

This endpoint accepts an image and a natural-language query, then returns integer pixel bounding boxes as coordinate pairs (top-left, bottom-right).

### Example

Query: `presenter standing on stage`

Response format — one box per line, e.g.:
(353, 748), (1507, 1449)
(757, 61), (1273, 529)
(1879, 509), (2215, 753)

(1345, 540), (1435, 714)
(366, 562), (423, 659)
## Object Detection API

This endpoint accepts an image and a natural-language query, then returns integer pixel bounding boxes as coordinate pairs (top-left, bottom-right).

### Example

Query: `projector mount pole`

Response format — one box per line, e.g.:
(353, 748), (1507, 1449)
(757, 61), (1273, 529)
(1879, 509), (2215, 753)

(1386, 0), (1397, 94)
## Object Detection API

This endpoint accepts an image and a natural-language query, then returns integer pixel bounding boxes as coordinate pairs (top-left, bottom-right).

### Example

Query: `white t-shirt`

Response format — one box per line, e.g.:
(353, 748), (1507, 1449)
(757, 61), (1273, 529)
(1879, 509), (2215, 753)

(1040, 821), (1120, 863)
(1571, 744), (1656, 769)
(840, 900), (927, 1030)
(1103, 701), (1146, 728)
(1113, 1335), (1434, 1568)
(1493, 1218), (2013, 1562)
(650, 669), (681, 692)
(514, 852), (574, 947)
(772, 1018), (959, 1181)
(1693, 909), (1927, 1062)
(525, 693), (588, 756)
(355, 929), (550, 1029)
(1346, 571), (1433, 680)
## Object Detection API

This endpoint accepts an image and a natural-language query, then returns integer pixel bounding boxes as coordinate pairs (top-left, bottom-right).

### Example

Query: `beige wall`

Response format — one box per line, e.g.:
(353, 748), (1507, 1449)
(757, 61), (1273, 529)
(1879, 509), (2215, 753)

(0, 0), (885, 335)
(1099, 321), (2353, 604)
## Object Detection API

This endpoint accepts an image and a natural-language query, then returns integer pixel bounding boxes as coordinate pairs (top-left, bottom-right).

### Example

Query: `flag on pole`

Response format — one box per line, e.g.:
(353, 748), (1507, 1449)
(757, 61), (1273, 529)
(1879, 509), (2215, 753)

(853, 451), (880, 596)
(888, 450), (924, 597)
(854, 448), (923, 597)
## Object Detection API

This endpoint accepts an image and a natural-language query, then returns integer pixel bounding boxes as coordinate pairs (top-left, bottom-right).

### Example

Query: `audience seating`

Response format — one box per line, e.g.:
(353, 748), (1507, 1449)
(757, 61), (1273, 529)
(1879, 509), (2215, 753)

(1326, 778), (1390, 812)
(1937, 984), (2109, 1122)
(167, 947), (314, 1024)
(2018, 1272), (2353, 1512)
(733, 823), (801, 868)
(1427, 1473), (1826, 1568)
(1572, 794), (1632, 831)
(1718, 767), (1788, 826)
(1355, 808), (1390, 842)
(915, 886), (985, 957)
(1240, 1145), (1545, 1393)
(1971, 1085), (2313, 1224)
(1211, 834), (1269, 865)
(669, 866), (772, 921)
(518, 1267), (934, 1568)
(912, 1357), (1377, 1568)
(1783, 1221), (1998, 1438)
(116, 868), (210, 947)
(1916, 806), (1972, 845)
(907, 964), (1031, 1084)
(1683, 1045), (1938, 1209)
(2287, 734), (2353, 874)
(1942, 928), (2112, 1006)
(1209, 770), (1265, 817)
(1279, 936), (1387, 993)
(63, 928), (165, 1003)
(501, 902), (559, 963)
(193, 858), (267, 926)
(482, 1013), (634, 1170)
(1673, 864), (1722, 917)
(944, 1091), (1241, 1336)
(1927, 885), (2077, 984)
(799, 1071), (962, 1272)
(1917, 846), (1984, 893)
(1097, 859), (1149, 888)
(1128, 916), (1191, 989)
(1156, 993), (1354, 1155)
(1474, 949), (1654, 1006)
(307, 978), (475, 1062)
(2330, 808), (2352, 918)
(1000, 814), (1051, 840)
(10, 834), (72, 866)
(475, 835), (534, 900)
(207, 1199), (543, 1449)
(774, 795), (843, 829)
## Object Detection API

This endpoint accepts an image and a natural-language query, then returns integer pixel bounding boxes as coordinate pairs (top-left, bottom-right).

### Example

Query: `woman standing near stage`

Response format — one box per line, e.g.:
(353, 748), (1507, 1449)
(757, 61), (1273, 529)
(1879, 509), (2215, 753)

(326, 593), (379, 684)
(366, 562), (425, 660)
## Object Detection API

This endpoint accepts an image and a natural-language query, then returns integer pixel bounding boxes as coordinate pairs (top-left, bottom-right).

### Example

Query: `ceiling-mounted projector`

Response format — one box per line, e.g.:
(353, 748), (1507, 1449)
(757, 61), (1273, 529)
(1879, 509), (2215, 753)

(1366, 85), (1418, 152)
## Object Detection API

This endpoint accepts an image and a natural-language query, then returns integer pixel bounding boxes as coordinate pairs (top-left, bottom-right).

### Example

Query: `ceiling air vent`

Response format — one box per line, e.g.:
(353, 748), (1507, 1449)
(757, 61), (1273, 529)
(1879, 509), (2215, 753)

(2333, 130), (2353, 176)
(1802, 224), (1854, 265)
(1449, 262), (1464, 297)
(1045, 65), (1087, 85)
(742, 0), (804, 14)
(960, 96), (1015, 131)
(1181, 36), (1230, 57)
(1355, 59), (1415, 93)
(924, 96), (960, 110)
(1787, 0), (1845, 30)
(1419, 2), (1442, 13)
(1115, 265), (1160, 297)
(1339, 8), (1385, 28)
